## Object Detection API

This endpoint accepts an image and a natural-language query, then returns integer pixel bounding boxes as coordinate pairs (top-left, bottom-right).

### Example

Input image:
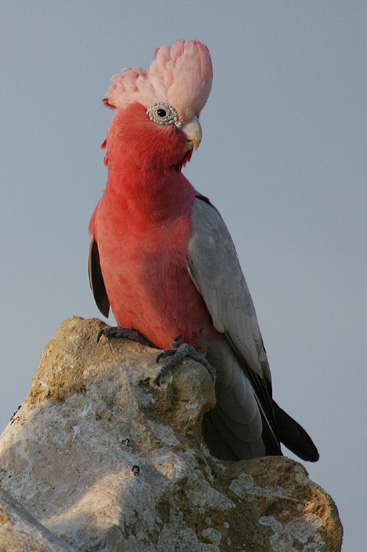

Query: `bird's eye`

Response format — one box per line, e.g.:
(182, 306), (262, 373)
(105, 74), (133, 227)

(146, 103), (182, 129)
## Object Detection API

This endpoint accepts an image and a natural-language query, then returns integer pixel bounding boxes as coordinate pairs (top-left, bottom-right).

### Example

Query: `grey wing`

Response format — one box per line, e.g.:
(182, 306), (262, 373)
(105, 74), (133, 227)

(188, 196), (280, 459)
(188, 196), (270, 380)
(189, 197), (319, 462)
(88, 237), (110, 318)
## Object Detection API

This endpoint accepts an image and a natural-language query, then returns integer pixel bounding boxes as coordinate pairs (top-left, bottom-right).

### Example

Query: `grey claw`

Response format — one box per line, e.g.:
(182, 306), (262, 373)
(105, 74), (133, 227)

(97, 327), (108, 343)
(156, 349), (175, 364)
(154, 343), (216, 385)
(170, 335), (185, 348)
(97, 326), (151, 346)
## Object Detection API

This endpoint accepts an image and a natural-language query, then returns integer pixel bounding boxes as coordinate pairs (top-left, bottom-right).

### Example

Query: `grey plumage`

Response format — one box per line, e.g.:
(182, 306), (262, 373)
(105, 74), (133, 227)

(188, 195), (319, 462)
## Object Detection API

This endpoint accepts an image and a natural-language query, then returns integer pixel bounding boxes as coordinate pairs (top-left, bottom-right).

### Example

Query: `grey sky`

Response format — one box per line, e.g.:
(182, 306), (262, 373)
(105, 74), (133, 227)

(1, 2), (366, 550)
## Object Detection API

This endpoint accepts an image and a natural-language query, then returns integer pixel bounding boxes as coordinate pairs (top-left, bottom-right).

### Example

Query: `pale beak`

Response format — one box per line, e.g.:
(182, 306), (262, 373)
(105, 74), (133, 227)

(181, 116), (202, 151)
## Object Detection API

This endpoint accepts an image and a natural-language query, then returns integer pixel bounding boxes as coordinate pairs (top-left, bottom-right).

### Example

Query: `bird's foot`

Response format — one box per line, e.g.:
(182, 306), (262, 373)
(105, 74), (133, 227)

(97, 325), (151, 346)
(155, 336), (216, 385)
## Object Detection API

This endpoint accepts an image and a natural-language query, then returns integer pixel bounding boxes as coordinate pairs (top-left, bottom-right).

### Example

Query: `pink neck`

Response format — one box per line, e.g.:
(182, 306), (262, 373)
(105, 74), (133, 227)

(104, 166), (196, 224)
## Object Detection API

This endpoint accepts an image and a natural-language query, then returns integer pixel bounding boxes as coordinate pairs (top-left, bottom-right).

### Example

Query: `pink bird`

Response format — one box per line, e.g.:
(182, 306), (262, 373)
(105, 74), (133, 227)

(89, 40), (319, 462)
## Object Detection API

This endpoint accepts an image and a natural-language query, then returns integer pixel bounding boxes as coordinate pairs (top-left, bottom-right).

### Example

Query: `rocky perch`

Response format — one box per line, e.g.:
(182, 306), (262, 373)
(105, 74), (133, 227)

(0, 317), (342, 551)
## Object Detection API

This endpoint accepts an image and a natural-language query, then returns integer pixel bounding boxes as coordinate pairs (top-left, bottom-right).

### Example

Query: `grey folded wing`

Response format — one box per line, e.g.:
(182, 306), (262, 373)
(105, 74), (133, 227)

(188, 195), (280, 459)
(188, 195), (271, 381)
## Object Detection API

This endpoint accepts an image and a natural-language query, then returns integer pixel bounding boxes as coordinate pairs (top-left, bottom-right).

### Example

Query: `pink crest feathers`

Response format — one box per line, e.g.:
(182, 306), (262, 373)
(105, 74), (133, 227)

(103, 40), (213, 123)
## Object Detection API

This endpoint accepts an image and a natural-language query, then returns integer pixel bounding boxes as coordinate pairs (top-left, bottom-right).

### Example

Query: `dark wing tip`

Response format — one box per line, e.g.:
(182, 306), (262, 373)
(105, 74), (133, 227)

(273, 401), (319, 462)
(88, 238), (110, 318)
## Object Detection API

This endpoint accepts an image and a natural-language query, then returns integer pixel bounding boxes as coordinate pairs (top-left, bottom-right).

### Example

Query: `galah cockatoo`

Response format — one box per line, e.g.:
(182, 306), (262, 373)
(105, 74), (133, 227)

(89, 40), (319, 462)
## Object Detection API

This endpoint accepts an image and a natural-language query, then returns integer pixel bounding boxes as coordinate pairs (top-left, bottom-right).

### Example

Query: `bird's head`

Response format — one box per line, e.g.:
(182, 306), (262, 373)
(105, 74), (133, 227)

(102, 40), (213, 170)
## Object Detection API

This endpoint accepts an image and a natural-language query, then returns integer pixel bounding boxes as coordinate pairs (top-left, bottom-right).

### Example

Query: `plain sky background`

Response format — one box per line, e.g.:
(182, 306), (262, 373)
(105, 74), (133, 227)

(1, 2), (366, 550)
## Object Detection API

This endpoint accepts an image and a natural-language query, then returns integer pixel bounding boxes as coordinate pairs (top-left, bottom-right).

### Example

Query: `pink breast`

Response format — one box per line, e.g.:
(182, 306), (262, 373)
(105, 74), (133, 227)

(98, 214), (215, 352)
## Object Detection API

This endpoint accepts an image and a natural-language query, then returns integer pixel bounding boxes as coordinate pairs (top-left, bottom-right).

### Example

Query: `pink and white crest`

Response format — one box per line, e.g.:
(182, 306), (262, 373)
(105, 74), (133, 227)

(103, 39), (213, 123)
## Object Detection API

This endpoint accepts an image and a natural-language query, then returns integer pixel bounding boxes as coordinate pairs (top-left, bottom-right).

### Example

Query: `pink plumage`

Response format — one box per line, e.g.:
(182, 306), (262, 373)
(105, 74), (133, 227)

(103, 39), (213, 122)
(90, 40), (214, 350)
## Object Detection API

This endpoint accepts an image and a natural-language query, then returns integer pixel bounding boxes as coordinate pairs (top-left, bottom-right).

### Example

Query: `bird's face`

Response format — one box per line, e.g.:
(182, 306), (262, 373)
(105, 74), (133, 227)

(106, 102), (202, 171)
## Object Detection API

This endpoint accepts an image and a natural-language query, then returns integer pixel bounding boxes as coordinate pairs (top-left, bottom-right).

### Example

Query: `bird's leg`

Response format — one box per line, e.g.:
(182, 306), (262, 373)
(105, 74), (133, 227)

(155, 336), (216, 385)
(97, 325), (151, 346)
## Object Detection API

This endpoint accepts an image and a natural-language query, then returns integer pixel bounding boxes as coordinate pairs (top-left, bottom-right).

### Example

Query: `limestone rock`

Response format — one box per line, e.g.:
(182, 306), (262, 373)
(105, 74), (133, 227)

(0, 317), (343, 551)
(0, 487), (76, 551)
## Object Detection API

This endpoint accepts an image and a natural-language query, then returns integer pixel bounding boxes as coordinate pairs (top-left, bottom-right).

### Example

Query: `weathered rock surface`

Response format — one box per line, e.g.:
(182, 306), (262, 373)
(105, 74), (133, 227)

(0, 488), (76, 551)
(0, 317), (343, 551)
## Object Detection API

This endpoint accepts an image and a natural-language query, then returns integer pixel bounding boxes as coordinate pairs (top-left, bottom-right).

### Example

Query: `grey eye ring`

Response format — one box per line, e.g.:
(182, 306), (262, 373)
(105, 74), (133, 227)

(146, 103), (182, 129)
